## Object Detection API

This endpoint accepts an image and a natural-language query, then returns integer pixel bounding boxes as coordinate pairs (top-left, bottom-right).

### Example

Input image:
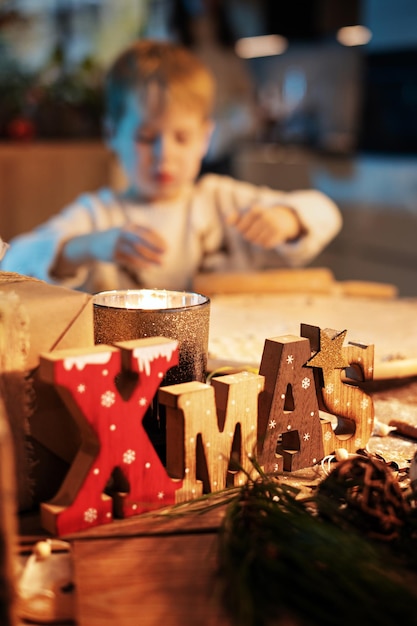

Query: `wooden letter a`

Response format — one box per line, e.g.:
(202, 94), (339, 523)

(258, 336), (323, 472)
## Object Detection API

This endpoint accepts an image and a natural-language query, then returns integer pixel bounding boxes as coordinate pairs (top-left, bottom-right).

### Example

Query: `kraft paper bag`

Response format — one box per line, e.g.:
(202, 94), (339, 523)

(0, 272), (94, 511)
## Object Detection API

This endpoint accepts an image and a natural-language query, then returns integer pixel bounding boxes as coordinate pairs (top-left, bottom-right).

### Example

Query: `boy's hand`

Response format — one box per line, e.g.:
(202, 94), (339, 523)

(53, 224), (167, 278)
(228, 205), (302, 249)
(114, 224), (167, 269)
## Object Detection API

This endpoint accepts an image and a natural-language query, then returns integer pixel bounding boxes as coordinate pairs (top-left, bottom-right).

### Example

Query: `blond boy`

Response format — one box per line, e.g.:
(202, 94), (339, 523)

(1, 40), (341, 291)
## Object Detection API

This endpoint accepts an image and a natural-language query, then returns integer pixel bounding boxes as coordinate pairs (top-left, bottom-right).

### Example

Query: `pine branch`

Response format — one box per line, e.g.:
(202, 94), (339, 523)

(216, 462), (417, 626)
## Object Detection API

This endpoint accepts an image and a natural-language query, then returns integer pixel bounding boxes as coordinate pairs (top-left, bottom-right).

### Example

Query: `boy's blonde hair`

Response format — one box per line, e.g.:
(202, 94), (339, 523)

(105, 39), (216, 125)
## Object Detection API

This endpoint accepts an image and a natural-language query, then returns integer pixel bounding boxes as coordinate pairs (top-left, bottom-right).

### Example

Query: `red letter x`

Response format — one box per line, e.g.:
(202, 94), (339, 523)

(39, 338), (182, 535)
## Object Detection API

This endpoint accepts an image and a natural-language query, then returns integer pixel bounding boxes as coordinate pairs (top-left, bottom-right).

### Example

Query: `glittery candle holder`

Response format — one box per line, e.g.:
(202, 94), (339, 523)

(93, 289), (210, 385)
(93, 289), (210, 462)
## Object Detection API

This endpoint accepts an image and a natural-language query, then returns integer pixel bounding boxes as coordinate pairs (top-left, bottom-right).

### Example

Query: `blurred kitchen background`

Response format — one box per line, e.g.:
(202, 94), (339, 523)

(1, 0), (417, 295)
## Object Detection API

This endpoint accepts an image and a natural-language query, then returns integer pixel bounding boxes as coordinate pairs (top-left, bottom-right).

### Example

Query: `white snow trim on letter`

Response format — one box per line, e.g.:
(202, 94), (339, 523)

(63, 351), (113, 371)
(133, 340), (178, 376)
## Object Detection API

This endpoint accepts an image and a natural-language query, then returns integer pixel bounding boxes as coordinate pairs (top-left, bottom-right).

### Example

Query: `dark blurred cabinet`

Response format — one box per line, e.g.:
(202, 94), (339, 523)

(0, 142), (121, 241)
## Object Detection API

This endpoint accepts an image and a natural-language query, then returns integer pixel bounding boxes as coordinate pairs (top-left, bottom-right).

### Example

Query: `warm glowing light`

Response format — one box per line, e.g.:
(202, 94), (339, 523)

(336, 25), (372, 47)
(235, 35), (288, 59)
(93, 289), (207, 310)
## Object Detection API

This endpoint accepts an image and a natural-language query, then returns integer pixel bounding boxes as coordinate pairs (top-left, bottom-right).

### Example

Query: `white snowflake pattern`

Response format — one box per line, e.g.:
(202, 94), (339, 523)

(286, 355), (294, 364)
(138, 397), (147, 407)
(77, 383), (86, 394)
(324, 431), (332, 441)
(325, 384), (334, 395)
(360, 398), (369, 409)
(84, 508), (98, 523)
(303, 432), (310, 441)
(269, 419), (277, 429)
(123, 449), (136, 464)
(354, 437), (362, 449)
(157, 491), (165, 500)
(301, 377), (311, 389)
(101, 390), (116, 408)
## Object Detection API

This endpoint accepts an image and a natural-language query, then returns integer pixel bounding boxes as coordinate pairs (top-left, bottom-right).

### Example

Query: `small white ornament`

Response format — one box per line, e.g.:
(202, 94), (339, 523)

(33, 540), (51, 561)
(335, 448), (349, 461)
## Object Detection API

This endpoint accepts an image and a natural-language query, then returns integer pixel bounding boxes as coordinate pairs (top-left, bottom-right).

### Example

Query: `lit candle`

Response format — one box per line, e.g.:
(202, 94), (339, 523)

(93, 289), (210, 385)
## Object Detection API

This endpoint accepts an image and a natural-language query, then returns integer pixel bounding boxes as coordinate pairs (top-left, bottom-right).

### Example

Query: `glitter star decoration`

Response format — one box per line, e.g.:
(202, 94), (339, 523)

(306, 328), (350, 379)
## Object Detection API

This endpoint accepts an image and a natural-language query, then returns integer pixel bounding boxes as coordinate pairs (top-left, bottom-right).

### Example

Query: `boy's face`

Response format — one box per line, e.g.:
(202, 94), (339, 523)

(108, 90), (213, 202)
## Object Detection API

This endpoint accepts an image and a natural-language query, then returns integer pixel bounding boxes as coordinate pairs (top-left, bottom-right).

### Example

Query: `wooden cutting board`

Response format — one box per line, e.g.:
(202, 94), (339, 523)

(72, 533), (228, 626)
(71, 506), (229, 626)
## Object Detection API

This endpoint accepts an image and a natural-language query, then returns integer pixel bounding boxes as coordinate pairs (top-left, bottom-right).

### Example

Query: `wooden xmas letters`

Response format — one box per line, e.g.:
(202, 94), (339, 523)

(38, 326), (374, 535)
